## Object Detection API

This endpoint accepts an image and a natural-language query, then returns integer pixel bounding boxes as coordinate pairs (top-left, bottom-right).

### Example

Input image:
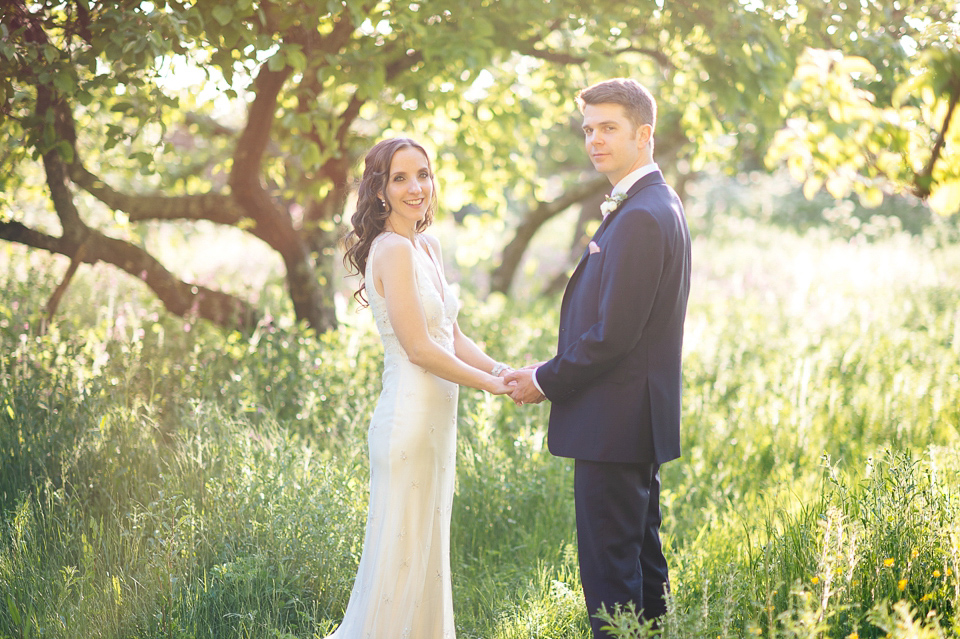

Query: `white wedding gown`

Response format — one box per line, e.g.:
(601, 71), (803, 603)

(326, 232), (460, 639)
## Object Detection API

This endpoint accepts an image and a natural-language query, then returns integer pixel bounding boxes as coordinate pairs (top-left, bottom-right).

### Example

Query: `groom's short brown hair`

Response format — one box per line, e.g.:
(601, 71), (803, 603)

(576, 78), (657, 134)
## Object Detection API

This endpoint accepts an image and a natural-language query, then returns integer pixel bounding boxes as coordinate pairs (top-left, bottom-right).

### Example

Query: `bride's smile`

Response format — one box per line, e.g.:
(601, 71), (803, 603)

(381, 146), (435, 234)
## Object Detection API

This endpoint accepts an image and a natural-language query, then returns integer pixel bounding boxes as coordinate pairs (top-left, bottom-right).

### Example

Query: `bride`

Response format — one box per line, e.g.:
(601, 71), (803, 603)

(331, 137), (514, 638)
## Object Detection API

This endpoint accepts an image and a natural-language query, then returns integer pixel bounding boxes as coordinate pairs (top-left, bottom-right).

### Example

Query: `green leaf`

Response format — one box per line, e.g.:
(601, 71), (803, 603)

(303, 141), (321, 169)
(267, 54), (286, 72)
(211, 6), (233, 26)
(285, 47), (307, 72)
(56, 140), (74, 164)
(52, 72), (75, 95)
(6, 593), (21, 626)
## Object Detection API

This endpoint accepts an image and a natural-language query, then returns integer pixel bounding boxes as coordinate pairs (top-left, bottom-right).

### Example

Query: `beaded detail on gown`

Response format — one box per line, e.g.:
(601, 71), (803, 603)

(325, 232), (460, 639)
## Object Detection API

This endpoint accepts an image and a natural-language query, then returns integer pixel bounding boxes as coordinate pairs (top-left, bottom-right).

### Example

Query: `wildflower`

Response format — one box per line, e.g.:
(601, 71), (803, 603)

(811, 576), (820, 585)
(933, 570), (941, 578)
(898, 578), (907, 591)
(847, 633), (859, 639)
(883, 558), (895, 567)
(921, 593), (933, 602)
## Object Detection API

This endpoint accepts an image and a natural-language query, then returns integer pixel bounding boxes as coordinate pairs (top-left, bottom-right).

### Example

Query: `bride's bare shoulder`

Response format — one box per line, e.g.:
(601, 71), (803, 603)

(373, 233), (416, 267)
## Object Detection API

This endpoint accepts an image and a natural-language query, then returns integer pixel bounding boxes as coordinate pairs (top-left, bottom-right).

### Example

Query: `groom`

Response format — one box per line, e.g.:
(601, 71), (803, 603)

(506, 78), (691, 637)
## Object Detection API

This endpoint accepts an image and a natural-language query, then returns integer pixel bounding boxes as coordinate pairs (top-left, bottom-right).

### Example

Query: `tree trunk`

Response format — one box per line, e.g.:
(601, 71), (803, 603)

(229, 63), (335, 332)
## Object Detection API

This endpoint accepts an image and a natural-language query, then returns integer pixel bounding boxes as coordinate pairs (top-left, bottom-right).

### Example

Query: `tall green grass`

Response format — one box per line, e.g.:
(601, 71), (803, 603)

(1, 222), (959, 639)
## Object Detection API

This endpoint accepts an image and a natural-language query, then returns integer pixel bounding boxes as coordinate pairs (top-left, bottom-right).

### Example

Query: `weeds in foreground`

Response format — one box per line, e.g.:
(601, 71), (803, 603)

(2, 228), (959, 638)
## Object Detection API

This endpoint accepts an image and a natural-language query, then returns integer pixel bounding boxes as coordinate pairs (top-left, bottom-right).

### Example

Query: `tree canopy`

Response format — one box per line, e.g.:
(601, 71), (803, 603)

(1, 0), (957, 331)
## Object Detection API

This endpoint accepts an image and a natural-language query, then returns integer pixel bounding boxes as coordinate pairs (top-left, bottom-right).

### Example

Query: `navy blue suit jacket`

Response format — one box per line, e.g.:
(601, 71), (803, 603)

(536, 169), (691, 464)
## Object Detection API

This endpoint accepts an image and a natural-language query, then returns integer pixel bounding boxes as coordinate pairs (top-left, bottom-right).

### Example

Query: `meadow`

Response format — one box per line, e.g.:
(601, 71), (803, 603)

(1, 203), (959, 638)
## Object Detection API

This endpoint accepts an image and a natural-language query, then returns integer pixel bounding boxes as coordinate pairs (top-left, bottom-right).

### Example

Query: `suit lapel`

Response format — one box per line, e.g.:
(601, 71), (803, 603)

(559, 170), (667, 319)
(567, 169), (666, 280)
(595, 170), (664, 236)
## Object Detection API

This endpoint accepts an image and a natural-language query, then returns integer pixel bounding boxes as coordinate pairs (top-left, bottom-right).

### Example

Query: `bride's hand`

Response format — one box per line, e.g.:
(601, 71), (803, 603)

(487, 376), (516, 395)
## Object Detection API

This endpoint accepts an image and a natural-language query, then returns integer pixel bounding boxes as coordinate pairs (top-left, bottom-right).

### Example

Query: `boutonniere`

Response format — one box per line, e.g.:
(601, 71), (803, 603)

(588, 241), (601, 254)
(599, 192), (627, 218)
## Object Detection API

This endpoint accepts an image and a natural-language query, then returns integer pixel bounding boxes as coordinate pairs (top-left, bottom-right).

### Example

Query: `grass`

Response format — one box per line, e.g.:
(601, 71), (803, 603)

(1, 215), (959, 639)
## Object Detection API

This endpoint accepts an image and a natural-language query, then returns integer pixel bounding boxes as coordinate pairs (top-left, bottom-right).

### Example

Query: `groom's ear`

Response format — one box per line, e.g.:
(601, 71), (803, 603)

(635, 123), (653, 149)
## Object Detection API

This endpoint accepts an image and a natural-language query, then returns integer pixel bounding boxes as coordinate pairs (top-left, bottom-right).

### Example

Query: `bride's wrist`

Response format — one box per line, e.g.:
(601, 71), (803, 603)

(490, 361), (513, 377)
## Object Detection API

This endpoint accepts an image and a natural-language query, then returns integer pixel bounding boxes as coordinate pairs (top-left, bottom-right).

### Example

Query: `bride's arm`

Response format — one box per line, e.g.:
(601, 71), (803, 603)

(376, 237), (508, 394)
(452, 323), (508, 376)
(419, 235), (509, 376)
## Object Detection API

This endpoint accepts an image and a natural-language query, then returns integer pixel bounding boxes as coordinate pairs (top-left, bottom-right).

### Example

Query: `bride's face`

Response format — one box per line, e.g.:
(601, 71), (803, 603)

(381, 147), (434, 229)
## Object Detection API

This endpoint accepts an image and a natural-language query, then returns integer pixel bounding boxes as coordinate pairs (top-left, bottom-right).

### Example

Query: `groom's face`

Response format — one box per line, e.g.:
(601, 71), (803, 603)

(581, 103), (652, 185)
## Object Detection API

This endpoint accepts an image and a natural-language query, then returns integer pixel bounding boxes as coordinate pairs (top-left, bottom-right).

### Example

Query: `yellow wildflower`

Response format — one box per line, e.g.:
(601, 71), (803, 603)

(812, 576), (820, 585)
(933, 570), (941, 578)
(883, 558), (895, 567)
(898, 578), (907, 591)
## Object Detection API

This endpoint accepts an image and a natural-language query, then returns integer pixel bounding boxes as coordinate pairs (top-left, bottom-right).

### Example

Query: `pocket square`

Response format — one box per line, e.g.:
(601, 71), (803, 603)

(588, 241), (601, 254)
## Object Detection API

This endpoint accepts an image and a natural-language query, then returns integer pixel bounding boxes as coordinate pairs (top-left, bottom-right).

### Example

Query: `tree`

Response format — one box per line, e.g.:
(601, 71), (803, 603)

(484, 0), (960, 295)
(2, 1), (956, 332)
(766, 1), (960, 216)
(0, 0), (626, 330)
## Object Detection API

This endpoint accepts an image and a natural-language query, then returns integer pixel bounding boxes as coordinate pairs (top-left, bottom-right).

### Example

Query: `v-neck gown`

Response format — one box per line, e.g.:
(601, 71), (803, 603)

(325, 232), (460, 639)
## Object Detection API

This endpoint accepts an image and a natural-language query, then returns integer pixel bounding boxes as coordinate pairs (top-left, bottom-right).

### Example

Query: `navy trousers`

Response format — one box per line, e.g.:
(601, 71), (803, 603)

(574, 459), (669, 638)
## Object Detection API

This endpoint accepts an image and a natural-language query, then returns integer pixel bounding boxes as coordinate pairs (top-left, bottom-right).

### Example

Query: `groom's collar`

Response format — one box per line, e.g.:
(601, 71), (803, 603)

(611, 162), (660, 197)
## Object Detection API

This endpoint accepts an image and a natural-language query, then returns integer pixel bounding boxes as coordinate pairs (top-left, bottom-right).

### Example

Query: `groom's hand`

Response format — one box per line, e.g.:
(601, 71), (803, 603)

(503, 368), (546, 405)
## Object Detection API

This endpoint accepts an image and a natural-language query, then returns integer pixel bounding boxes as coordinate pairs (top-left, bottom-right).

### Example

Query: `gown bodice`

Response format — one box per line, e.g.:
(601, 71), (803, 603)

(366, 232), (459, 358)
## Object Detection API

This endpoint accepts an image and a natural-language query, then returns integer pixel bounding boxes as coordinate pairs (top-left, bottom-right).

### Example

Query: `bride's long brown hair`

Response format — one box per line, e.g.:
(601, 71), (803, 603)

(342, 138), (437, 306)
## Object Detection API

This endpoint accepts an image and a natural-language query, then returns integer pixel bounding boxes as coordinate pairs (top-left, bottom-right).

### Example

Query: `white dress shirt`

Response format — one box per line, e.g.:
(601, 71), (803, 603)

(531, 163), (661, 397)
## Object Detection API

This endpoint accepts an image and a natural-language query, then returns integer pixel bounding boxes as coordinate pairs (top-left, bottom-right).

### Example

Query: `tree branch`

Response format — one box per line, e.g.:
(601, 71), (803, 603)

(0, 220), (259, 330)
(44, 237), (89, 330)
(915, 75), (959, 199)
(37, 41), (249, 235)
(490, 175), (609, 294)
(514, 39), (672, 70)
(69, 163), (245, 225)
(231, 64), (292, 191)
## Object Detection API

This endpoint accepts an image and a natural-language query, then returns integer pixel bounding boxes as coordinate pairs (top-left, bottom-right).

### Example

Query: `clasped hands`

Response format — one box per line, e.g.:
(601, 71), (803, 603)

(497, 364), (546, 406)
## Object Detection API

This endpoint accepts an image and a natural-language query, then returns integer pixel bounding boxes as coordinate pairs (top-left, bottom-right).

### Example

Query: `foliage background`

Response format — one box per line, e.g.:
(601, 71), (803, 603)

(2, 0), (958, 329)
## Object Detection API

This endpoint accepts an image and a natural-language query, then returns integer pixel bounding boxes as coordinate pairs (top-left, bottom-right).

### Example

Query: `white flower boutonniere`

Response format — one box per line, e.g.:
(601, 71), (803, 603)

(600, 192), (627, 218)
